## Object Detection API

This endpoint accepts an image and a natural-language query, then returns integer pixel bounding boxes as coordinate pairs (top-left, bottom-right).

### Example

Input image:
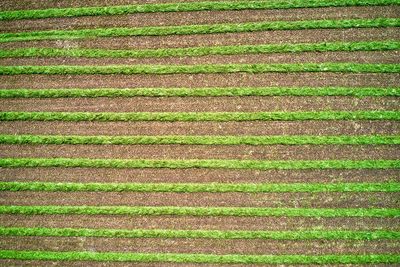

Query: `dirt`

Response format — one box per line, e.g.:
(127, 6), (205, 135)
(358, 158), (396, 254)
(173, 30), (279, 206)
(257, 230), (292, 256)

(0, 0), (233, 11)
(1, 51), (399, 66)
(1, 96), (399, 112)
(1, 28), (399, 50)
(1, 121), (398, 136)
(2, 73), (400, 89)
(1, 168), (399, 183)
(2, 214), (399, 231)
(1, 144), (398, 160)
(1, 6), (398, 33)
(1, 236), (399, 255)
(2, 191), (398, 208)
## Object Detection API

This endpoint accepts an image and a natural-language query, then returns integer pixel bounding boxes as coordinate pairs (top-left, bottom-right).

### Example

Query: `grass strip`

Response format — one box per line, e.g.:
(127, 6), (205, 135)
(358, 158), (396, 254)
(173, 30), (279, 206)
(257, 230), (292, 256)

(0, 158), (398, 169)
(0, 206), (398, 217)
(1, 87), (399, 98)
(1, 0), (399, 20)
(1, 182), (399, 193)
(1, 227), (399, 240)
(0, 63), (399, 75)
(0, 111), (399, 122)
(1, 134), (399, 145)
(1, 41), (399, 58)
(0, 18), (398, 43)
(0, 250), (399, 264)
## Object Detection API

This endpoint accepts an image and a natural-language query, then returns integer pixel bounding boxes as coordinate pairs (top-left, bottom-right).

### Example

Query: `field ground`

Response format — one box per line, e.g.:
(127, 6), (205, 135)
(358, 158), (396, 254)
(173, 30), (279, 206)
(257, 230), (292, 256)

(0, 0), (399, 265)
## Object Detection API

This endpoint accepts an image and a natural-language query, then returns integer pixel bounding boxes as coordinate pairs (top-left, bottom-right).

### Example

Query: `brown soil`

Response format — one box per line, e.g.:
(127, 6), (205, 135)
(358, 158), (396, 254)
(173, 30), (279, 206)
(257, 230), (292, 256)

(1, 73), (400, 89)
(1, 6), (398, 33)
(1, 236), (398, 255)
(1, 28), (399, 50)
(0, 0), (233, 11)
(1, 51), (399, 66)
(2, 214), (399, 231)
(1, 121), (398, 136)
(2, 191), (398, 208)
(1, 144), (398, 160)
(1, 96), (399, 112)
(1, 168), (398, 183)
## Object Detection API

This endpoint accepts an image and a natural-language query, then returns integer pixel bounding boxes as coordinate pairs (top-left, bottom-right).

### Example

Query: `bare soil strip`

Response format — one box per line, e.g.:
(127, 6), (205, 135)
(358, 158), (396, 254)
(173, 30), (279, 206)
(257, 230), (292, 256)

(0, 0), (232, 11)
(1, 191), (398, 208)
(0, 51), (398, 66)
(0, 236), (398, 255)
(2, 214), (399, 231)
(1, 168), (398, 183)
(1, 121), (398, 136)
(1, 28), (398, 50)
(1, 6), (397, 33)
(1, 96), (399, 112)
(1, 144), (398, 160)
(1, 73), (400, 89)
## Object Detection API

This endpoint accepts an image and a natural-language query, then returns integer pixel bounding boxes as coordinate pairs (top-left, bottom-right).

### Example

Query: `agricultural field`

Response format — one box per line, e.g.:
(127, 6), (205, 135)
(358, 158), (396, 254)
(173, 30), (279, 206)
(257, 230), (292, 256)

(0, 0), (399, 265)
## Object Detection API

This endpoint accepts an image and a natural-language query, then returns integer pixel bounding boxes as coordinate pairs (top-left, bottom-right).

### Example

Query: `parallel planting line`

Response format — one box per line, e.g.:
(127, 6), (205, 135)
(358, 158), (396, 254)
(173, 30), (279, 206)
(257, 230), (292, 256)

(1, 206), (399, 217)
(1, 41), (399, 58)
(0, 111), (398, 122)
(1, 227), (399, 240)
(1, 134), (399, 145)
(1, 182), (399, 193)
(0, 158), (398, 169)
(0, 18), (398, 42)
(1, 0), (399, 20)
(0, 87), (399, 98)
(0, 250), (399, 264)
(0, 63), (399, 75)
(1, 87), (399, 98)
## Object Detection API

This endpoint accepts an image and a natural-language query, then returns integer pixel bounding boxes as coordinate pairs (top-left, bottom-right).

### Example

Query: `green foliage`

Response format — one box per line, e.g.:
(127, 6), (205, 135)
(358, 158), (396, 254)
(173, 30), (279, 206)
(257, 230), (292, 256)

(0, 206), (399, 217)
(0, 41), (398, 58)
(0, 158), (399, 169)
(1, 227), (398, 240)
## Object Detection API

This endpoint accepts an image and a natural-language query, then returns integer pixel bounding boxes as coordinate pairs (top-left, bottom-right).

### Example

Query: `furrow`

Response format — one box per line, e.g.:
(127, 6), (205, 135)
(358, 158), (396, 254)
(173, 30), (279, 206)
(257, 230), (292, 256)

(2, 214), (399, 231)
(1, 51), (399, 66)
(1, 135), (398, 145)
(1, 87), (398, 98)
(1, 144), (398, 160)
(0, 237), (399, 255)
(1, 7), (400, 34)
(0, 158), (399, 169)
(2, 191), (399, 208)
(1, 182), (398, 193)
(1, 97), (398, 112)
(2, 73), (399, 89)
(1, 121), (397, 136)
(1, 111), (399, 122)
(0, 18), (398, 43)
(1, 28), (398, 50)
(1, 168), (398, 183)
